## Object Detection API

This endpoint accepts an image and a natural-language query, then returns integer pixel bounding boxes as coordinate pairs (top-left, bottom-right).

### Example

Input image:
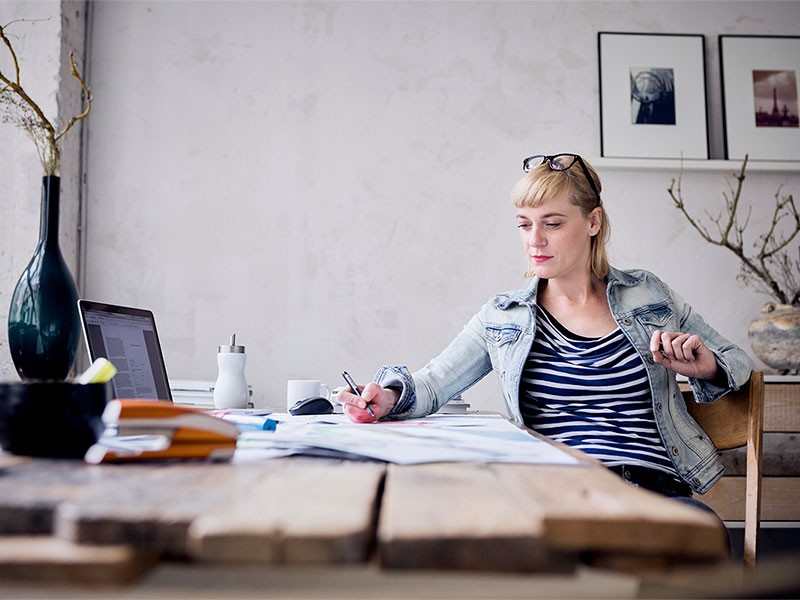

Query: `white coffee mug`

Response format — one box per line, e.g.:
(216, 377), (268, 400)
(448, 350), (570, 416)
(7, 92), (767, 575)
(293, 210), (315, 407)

(286, 380), (332, 411)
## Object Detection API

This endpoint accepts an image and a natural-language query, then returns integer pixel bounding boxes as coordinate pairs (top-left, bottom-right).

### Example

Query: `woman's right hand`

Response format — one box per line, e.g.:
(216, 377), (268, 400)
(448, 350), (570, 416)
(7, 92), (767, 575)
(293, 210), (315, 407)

(340, 382), (399, 423)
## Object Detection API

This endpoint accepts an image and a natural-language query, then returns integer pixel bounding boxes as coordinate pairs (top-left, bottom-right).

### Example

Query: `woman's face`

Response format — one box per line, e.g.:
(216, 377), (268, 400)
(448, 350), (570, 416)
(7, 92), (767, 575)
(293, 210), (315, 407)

(516, 193), (601, 281)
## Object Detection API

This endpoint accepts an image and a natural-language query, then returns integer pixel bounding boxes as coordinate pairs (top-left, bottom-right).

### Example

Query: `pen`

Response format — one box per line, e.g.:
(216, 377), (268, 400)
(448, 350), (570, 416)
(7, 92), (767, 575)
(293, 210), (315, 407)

(215, 413), (279, 431)
(341, 370), (375, 418)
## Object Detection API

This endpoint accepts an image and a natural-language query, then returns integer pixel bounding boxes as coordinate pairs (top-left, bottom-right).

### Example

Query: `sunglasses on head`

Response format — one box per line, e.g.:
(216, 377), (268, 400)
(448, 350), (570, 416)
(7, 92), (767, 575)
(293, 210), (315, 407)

(521, 153), (601, 207)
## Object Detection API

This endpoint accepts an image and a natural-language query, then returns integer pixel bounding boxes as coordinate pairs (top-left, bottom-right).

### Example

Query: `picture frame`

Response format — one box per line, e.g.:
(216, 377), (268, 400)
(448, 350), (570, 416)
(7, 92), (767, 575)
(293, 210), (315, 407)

(720, 35), (800, 161)
(598, 32), (709, 159)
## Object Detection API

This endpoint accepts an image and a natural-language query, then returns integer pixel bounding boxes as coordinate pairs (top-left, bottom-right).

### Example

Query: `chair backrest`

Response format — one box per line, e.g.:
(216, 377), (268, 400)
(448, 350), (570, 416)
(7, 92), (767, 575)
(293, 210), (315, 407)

(681, 371), (764, 568)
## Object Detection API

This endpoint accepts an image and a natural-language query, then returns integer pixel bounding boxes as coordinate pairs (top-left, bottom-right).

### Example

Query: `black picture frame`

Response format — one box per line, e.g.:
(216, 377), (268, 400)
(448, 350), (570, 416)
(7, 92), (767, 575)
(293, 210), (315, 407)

(598, 32), (709, 159)
(720, 35), (800, 161)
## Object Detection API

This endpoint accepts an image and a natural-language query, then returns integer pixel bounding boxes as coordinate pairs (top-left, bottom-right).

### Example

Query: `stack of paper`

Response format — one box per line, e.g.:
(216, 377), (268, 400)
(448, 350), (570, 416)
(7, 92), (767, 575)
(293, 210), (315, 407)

(437, 397), (471, 414)
(170, 379), (254, 408)
(170, 380), (215, 407)
(85, 400), (239, 463)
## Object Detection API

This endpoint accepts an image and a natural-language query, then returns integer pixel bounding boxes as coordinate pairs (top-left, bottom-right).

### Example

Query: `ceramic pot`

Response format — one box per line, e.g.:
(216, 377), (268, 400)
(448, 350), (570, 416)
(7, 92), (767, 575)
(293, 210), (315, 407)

(7, 176), (80, 380)
(747, 303), (800, 372)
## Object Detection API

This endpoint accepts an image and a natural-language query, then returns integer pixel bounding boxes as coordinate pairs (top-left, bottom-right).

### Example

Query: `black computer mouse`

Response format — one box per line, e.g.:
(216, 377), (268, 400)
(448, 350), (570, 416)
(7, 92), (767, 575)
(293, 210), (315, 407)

(289, 396), (334, 416)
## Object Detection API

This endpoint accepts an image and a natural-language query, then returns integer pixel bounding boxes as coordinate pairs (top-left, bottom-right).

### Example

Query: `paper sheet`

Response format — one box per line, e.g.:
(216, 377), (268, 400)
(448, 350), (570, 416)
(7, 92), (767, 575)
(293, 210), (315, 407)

(234, 413), (580, 465)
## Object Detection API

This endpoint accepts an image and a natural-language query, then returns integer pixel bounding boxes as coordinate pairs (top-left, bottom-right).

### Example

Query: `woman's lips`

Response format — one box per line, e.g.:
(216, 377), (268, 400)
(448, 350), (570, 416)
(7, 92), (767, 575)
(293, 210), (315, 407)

(532, 255), (551, 263)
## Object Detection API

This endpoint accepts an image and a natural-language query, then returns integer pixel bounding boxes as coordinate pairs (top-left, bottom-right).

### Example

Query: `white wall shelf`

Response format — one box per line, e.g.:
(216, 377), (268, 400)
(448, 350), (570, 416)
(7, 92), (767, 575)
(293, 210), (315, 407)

(591, 157), (800, 174)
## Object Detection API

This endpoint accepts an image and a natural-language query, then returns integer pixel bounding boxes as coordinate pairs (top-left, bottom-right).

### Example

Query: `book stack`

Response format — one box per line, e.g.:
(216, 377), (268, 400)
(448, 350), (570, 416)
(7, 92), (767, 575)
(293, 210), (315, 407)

(85, 400), (239, 464)
(437, 396), (471, 414)
(170, 379), (254, 408)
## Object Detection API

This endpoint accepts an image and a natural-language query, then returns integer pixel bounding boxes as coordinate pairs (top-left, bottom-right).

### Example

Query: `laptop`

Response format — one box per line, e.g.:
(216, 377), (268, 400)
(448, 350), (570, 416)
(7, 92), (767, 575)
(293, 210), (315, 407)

(77, 300), (173, 401)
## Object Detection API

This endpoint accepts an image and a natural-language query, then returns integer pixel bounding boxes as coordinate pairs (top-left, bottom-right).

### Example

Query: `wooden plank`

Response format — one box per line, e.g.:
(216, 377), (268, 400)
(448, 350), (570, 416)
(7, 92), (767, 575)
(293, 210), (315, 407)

(0, 459), (150, 535)
(377, 462), (572, 572)
(188, 458), (385, 564)
(744, 373), (764, 568)
(152, 462), (282, 558)
(700, 477), (800, 521)
(720, 433), (800, 476)
(683, 387), (751, 450)
(493, 463), (727, 559)
(0, 562), (643, 599)
(639, 552), (800, 599)
(55, 461), (279, 557)
(0, 452), (28, 471)
(681, 381), (798, 432)
(764, 384), (800, 432)
(0, 536), (156, 584)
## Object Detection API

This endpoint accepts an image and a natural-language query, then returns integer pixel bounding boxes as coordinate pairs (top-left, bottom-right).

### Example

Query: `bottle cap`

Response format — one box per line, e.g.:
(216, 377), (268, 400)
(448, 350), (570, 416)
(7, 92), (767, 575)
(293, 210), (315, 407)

(219, 333), (245, 353)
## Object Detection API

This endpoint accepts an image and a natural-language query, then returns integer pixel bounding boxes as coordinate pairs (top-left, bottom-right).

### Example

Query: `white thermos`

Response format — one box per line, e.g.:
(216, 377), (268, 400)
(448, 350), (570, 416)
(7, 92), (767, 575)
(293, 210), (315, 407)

(213, 333), (248, 409)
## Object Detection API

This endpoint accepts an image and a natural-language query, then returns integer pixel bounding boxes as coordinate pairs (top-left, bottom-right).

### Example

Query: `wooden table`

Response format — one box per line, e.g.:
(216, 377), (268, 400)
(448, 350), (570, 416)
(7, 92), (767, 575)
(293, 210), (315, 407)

(0, 426), (729, 592)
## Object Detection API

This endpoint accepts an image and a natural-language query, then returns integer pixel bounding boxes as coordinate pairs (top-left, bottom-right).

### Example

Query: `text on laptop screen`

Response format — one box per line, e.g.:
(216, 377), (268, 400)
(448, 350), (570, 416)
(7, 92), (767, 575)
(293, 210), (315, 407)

(82, 306), (171, 400)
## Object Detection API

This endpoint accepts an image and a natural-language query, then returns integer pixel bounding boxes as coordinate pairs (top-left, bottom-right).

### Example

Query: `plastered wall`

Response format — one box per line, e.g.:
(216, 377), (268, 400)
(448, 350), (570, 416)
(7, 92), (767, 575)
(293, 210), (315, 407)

(3, 1), (799, 411)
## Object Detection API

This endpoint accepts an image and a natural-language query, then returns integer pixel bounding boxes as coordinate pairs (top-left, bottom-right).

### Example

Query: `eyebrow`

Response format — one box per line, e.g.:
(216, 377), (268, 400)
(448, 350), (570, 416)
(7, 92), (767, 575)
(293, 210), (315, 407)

(516, 212), (568, 220)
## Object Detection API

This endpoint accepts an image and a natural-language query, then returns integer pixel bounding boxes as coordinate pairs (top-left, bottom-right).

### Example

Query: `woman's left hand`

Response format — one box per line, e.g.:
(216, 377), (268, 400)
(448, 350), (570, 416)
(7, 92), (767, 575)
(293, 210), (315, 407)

(649, 329), (719, 380)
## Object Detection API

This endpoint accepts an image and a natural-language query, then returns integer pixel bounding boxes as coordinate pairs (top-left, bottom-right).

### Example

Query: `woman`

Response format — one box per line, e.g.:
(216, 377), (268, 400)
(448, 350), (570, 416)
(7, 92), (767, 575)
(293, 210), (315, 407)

(340, 153), (753, 503)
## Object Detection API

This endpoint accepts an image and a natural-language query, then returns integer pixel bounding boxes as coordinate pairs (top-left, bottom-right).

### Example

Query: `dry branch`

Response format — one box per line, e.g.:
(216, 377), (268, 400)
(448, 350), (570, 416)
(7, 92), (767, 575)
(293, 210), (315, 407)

(667, 156), (800, 306)
(0, 19), (92, 175)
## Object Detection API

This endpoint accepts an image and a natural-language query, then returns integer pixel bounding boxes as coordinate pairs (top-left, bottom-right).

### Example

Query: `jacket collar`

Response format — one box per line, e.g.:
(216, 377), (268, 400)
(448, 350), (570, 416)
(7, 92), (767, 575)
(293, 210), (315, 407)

(493, 278), (538, 310)
(606, 266), (646, 288)
(492, 266), (644, 310)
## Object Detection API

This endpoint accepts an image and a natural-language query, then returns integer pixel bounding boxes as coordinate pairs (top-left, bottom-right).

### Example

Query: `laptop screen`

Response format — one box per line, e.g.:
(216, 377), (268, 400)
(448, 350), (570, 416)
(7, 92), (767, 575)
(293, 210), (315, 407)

(78, 300), (172, 401)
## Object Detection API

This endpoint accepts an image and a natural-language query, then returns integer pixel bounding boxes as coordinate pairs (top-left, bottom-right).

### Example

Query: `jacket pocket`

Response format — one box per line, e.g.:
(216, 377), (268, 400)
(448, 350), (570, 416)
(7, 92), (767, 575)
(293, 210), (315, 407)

(483, 323), (523, 346)
(633, 302), (673, 330)
(483, 323), (523, 376)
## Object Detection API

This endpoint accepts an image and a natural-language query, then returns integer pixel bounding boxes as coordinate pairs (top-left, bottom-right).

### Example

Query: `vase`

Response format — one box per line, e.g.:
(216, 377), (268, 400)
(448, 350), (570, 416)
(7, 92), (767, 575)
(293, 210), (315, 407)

(747, 303), (800, 373)
(7, 176), (80, 381)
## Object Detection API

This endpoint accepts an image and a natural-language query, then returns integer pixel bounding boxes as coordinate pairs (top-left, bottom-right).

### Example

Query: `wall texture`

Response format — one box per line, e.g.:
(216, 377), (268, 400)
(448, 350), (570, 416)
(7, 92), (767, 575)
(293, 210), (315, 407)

(3, 1), (799, 412)
(0, 0), (87, 381)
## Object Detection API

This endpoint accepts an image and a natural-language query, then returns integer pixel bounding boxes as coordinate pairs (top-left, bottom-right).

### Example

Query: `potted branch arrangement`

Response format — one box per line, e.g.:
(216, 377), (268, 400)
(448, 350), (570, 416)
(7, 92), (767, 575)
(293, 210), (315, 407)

(1, 19), (92, 380)
(667, 155), (800, 374)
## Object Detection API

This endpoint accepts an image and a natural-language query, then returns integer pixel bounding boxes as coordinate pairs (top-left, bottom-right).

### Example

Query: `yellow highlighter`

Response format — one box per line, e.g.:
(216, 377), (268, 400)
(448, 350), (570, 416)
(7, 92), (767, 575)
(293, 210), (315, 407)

(77, 357), (118, 384)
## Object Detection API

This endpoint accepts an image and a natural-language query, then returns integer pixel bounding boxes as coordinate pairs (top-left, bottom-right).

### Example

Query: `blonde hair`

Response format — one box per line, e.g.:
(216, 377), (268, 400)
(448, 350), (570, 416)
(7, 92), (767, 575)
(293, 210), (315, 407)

(511, 157), (610, 279)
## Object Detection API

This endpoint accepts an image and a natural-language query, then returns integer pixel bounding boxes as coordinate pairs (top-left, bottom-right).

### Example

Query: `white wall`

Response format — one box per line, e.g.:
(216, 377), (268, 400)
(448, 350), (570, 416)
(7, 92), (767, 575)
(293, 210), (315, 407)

(77, 1), (800, 410)
(0, 0), (86, 381)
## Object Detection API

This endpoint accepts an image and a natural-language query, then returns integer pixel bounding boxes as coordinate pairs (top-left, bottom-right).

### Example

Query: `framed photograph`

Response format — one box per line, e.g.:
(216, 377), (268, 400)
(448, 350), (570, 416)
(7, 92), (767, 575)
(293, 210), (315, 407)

(720, 35), (800, 161)
(598, 32), (709, 159)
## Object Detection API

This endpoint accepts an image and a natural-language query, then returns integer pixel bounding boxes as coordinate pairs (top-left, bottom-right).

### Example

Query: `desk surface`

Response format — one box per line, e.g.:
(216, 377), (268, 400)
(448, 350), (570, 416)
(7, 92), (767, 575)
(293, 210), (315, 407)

(0, 423), (728, 588)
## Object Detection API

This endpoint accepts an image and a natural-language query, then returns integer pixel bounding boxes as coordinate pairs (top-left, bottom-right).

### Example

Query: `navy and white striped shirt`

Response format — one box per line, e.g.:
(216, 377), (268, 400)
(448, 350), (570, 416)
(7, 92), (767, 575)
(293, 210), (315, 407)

(519, 306), (680, 479)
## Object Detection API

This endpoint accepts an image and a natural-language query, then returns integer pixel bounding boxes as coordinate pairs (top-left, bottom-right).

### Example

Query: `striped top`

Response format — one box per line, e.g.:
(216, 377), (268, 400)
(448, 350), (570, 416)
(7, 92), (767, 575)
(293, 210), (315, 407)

(519, 306), (680, 479)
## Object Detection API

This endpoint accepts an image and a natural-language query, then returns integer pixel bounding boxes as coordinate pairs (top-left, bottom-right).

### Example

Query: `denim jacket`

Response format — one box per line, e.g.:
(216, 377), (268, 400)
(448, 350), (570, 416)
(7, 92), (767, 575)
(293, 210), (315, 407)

(374, 266), (754, 493)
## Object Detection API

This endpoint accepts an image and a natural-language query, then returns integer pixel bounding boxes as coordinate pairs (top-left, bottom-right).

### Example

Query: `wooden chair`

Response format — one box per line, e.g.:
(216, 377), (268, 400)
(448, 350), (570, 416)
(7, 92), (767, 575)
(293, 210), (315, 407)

(682, 371), (764, 568)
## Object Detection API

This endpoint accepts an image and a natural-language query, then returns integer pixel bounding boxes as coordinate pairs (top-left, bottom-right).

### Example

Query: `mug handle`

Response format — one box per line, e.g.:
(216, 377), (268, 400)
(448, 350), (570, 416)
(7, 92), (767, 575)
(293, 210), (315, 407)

(320, 383), (332, 400)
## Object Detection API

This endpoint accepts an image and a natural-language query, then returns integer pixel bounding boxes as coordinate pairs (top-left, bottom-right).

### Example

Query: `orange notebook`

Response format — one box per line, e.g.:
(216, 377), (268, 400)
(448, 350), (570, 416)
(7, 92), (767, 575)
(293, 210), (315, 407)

(85, 399), (238, 464)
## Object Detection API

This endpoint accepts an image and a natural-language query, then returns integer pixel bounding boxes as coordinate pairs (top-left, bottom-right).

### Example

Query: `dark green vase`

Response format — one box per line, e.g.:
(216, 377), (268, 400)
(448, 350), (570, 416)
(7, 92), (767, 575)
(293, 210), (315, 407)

(7, 176), (80, 381)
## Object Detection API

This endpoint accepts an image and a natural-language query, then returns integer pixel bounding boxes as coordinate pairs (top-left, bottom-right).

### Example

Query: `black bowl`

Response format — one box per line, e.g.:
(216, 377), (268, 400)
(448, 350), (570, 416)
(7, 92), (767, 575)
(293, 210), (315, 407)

(0, 381), (111, 458)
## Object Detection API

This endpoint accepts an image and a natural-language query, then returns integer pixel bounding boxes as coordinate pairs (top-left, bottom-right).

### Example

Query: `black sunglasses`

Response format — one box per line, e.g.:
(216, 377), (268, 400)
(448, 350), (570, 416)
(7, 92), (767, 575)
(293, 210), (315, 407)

(521, 153), (601, 207)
